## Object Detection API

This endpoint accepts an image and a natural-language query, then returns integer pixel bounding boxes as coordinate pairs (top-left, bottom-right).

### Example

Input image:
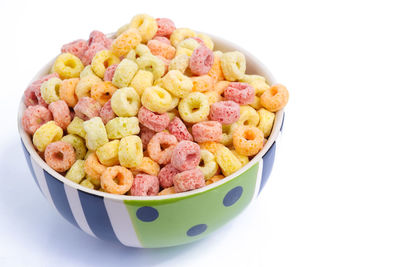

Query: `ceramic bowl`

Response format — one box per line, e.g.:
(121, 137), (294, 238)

(17, 34), (285, 248)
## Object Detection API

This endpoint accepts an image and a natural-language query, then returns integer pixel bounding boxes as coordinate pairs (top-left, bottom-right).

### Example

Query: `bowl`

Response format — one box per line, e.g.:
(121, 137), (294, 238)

(17, 33), (285, 248)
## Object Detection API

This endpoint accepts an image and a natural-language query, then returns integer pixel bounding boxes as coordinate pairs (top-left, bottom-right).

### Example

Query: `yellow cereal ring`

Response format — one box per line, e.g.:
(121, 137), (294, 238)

(257, 108), (275, 137)
(75, 74), (102, 99)
(158, 187), (176, 195)
(204, 90), (222, 106)
(129, 70), (153, 96)
(197, 149), (218, 180)
(249, 95), (262, 110)
(233, 125), (264, 156)
(136, 54), (165, 80)
(105, 117), (139, 139)
(191, 75), (214, 92)
(215, 145), (242, 176)
(115, 23), (130, 37)
(167, 109), (179, 120)
(32, 121), (63, 152)
(231, 150), (249, 167)
(240, 74), (270, 96)
(205, 174), (224, 185)
(260, 84), (289, 112)
(84, 152), (106, 186)
(91, 50), (120, 79)
(40, 77), (62, 104)
(126, 49), (137, 61)
(111, 87), (140, 117)
(59, 78), (79, 107)
(162, 70), (193, 98)
(178, 92), (209, 123)
(130, 156), (160, 176)
(90, 81), (117, 106)
(65, 159), (85, 184)
(141, 86), (173, 113)
(53, 53), (84, 79)
(220, 51), (246, 81)
(169, 54), (190, 73)
(112, 59), (138, 88)
(83, 117), (108, 150)
(199, 141), (224, 154)
(220, 123), (238, 146)
(176, 38), (200, 57)
(135, 44), (151, 57)
(80, 65), (95, 78)
(111, 28), (142, 57)
(61, 134), (87, 160)
(96, 140), (120, 166)
(197, 33), (214, 50)
(118, 135), (143, 168)
(170, 28), (197, 47)
(208, 52), (224, 82)
(130, 14), (158, 43)
(101, 166), (133, 195)
(67, 116), (86, 138)
(237, 106), (259, 127)
(80, 179), (95, 189)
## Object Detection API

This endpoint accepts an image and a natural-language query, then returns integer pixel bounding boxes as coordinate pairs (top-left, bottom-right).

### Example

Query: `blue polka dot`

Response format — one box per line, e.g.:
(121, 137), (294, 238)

(187, 224), (207, 237)
(136, 206), (159, 222)
(223, 186), (243, 207)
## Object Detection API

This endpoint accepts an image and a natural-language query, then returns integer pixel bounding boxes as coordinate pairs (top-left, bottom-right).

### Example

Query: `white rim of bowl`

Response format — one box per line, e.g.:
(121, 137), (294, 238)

(17, 33), (284, 201)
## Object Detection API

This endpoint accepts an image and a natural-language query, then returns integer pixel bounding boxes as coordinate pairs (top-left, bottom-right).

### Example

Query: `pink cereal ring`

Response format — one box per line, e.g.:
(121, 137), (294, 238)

(140, 125), (156, 148)
(44, 141), (76, 172)
(158, 163), (180, 188)
(24, 73), (59, 107)
(192, 121), (222, 143)
(103, 64), (118, 82)
(99, 100), (116, 124)
(152, 36), (171, 45)
(171, 140), (201, 171)
(189, 45), (214, 76)
(48, 100), (72, 130)
(130, 173), (159, 196)
(173, 168), (205, 193)
(147, 40), (176, 60)
(61, 39), (88, 61)
(167, 117), (193, 141)
(88, 30), (112, 49)
(22, 105), (53, 135)
(224, 82), (255, 105)
(210, 100), (240, 124)
(81, 43), (107, 66)
(155, 18), (176, 37)
(73, 97), (101, 120)
(138, 106), (170, 132)
(147, 132), (178, 165)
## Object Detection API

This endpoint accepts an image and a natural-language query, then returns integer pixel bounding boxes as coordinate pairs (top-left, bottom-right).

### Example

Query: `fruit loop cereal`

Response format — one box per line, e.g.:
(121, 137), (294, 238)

(22, 14), (288, 196)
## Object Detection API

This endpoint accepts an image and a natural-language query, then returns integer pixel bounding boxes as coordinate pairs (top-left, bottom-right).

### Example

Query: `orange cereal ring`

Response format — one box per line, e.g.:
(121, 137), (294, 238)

(147, 132), (178, 165)
(207, 53), (224, 82)
(90, 81), (117, 106)
(100, 166), (134, 195)
(232, 125), (264, 156)
(59, 78), (79, 107)
(191, 75), (214, 92)
(147, 39), (176, 60)
(130, 156), (160, 176)
(158, 186), (176, 195)
(84, 152), (106, 185)
(199, 141), (224, 154)
(205, 174), (224, 185)
(44, 141), (76, 172)
(260, 84), (289, 112)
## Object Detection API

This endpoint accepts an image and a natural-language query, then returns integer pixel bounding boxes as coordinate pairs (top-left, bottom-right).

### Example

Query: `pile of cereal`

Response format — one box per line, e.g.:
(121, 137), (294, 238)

(22, 14), (289, 196)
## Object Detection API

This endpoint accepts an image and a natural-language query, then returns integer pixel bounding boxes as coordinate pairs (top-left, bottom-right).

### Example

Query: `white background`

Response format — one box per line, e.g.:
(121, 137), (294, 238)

(1, 0), (399, 266)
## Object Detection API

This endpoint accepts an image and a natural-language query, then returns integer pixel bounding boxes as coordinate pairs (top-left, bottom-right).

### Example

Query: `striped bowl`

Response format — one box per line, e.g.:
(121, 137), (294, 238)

(18, 35), (285, 248)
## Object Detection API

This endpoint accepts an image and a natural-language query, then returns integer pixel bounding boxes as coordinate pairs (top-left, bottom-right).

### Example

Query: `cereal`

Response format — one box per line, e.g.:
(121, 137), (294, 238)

(106, 117), (139, 139)
(169, 54), (190, 73)
(33, 121), (63, 152)
(53, 53), (84, 79)
(233, 125), (264, 156)
(135, 44), (151, 57)
(44, 141), (76, 172)
(59, 78), (79, 107)
(197, 149), (218, 180)
(130, 14), (158, 43)
(136, 54), (165, 80)
(91, 81), (117, 106)
(220, 51), (246, 81)
(129, 70), (153, 96)
(103, 64), (118, 82)
(191, 75), (214, 92)
(231, 150), (249, 167)
(170, 28), (197, 47)
(80, 66), (95, 78)
(147, 132), (178, 165)
(207, 52), (224, 81)
(196, 33), (214, 50)
(158, 187), (176, 195)
(65, 159), (85, 184)
(61, 39), (88, 61)
(24, 73), (59, 107)
(74, 97), (101, 120)
(61, 134), (87, 160)
(203, 90), (222, 106)
(75, 74), (102, 99)
(260, 84), (289, 112)
(101, 166), (134, 195)
(111, 28), (142, 57)
(237, 105), (259, 127)
(224, 82), (255, 105)
(141, 86), (173, 113)
(140, 125), (156, 147)
(240, 74), (270, 96)
(138, 106), (170, 132)
(162, 70), (193, 98)
(192, 121), (222, 143)
(115, 24), (130, 37)
(220, 123), (237, 146)
(176, 38), (200, 57)
(158, 164), (179, 188)
(67, 117), (86, 138)
(88, 30), (112, 49)
(84, 152), (106, 185)
(210, 100), (240, 125)
(171, 140), (201, 171)
(96, 140), (120, 166)
(91, 50), (120, 79)
(40, 77), (62, 104)
(81, 43), (107, 66)
(152, 36), (171, 45)
(112, 59), (138, 88)
(215, 145), (241, 176)
(99, 100), (116, 124)
(131, 156), (160, 176)
(48, 100), (71, 130)
(189, 45), (214, 76)
(214, 80), (230, 95)
(118, 135), (143, 168)
(178, 92), (209, 123)
(167, 117), (193, 141)
(257, 108), (275, 137)
(173, 168), (205, 193)
(80, 179), (95, 189)
(111, 87), (140, 117)
(22, 105), (52, 135)
(130, 173), (159, 196)
(155, 18), (176, 37)
(205, 175), (224, 185)
(83, 117), (108, 150)
(147, 39), (176, 60)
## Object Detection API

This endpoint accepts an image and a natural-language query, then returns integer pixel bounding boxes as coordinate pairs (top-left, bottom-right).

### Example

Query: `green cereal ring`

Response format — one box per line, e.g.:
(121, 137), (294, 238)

(40, 77), (62, 104)
(80, 65), (95, 78)
(32, 121), (63, 152)
(162, 70), (193, 98)
(67, 117), (86, 138)
(239, 74), (270, 96)
(141, 86), (173, 114)
(197, 149), (218, 180)
(106, 117), (139, 139)
(178, 92), (209, 123)
(135, 44), (151, 58)
(80, 178), (95, 189)
(111, 87), (140, 117)
(75, 74), (102, 99)
(118, 135), (143, 168)
(220, 123), (238, 146)
(96, 140), (120, 166)
(176, 38), (200, 57)
(83, 117), (108, 150)
(126, 49), (137, 61)
(136, 54), (165, 80)
(61, 134), (87, 160)
(170, 28), (197, 47)
(65, 159), (85, 184)
(169, 54), (190, 73)
(220, 51), (246, 81)
(112, 59), (138, 88)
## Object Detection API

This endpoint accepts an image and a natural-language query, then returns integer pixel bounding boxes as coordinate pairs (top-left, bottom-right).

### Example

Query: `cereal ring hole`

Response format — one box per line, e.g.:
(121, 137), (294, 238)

(199, 159), (205, 167)
(205, 55), (213, 66)
(65, 59), (77, 69)
(113, 173), (125, 185)
(270, 87), (278, 96)
(244, 129), (256, 140)
(54, 151), (64, 160)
